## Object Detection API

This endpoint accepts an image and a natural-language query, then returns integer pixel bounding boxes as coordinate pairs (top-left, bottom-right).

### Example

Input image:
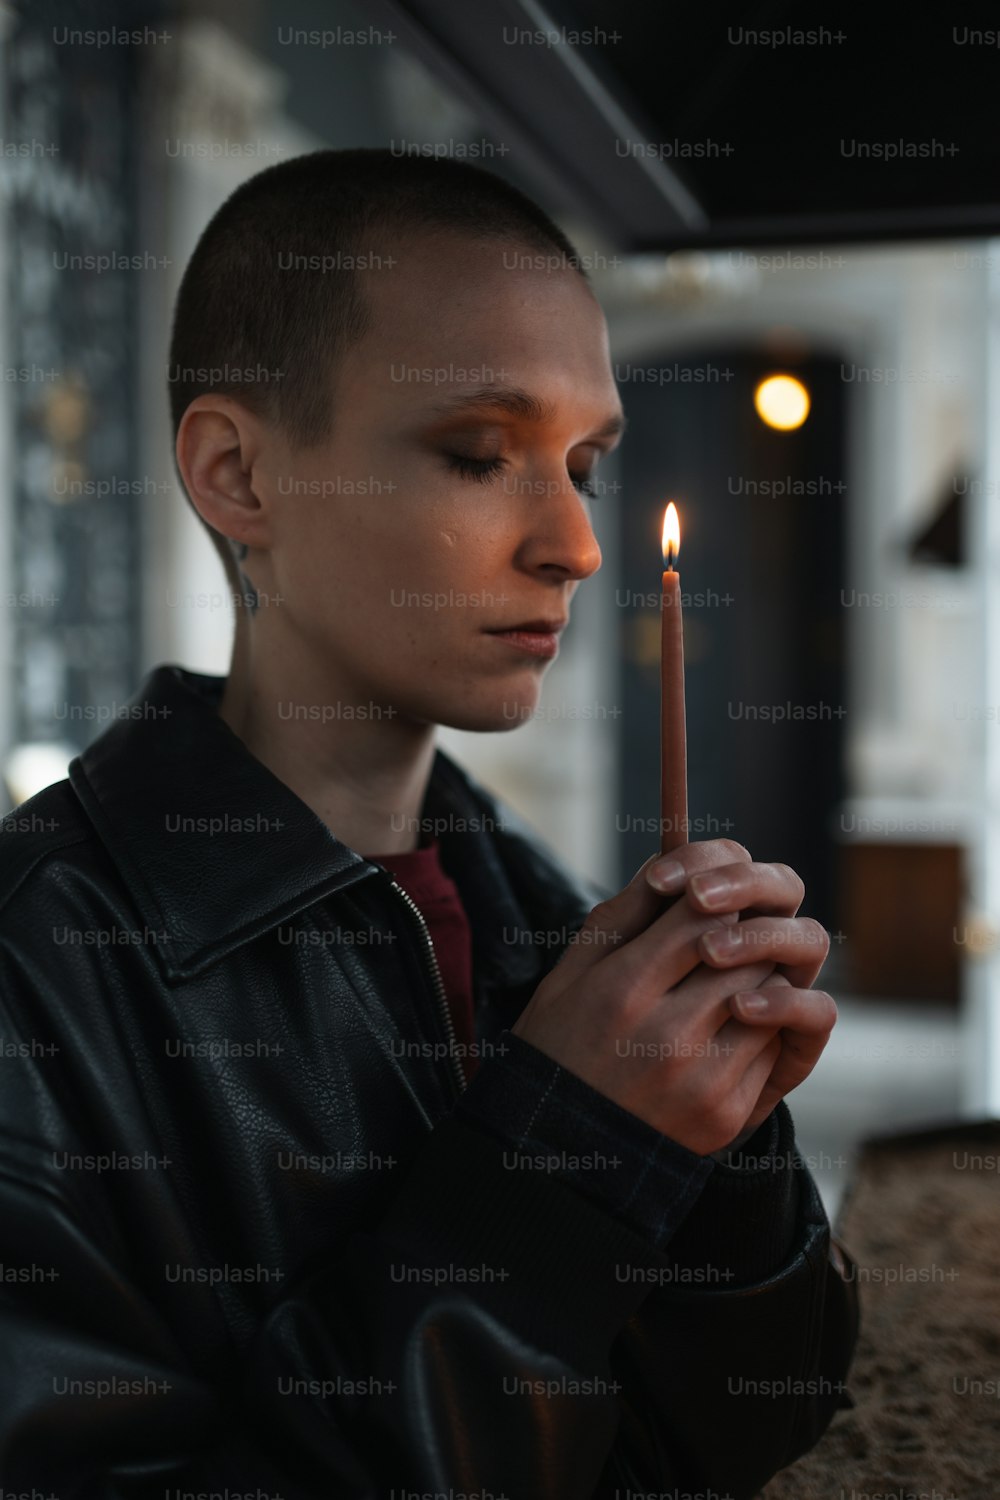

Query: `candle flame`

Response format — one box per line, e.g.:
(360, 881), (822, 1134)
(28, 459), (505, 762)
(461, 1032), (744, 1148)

(661, 502), (681, 568)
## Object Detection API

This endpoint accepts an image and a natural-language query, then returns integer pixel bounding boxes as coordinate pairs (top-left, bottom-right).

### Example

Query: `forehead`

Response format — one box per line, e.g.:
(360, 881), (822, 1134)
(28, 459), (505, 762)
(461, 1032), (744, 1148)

(339, 229), (618, 417)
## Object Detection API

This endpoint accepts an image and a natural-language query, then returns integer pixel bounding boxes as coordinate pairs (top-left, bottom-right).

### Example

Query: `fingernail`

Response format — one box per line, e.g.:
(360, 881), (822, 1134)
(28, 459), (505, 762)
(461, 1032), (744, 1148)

(648, 859), (685, 893)
(736, 993), (769, 1013)
(702, 928), (741, 959)
(690, 875), (732, 908)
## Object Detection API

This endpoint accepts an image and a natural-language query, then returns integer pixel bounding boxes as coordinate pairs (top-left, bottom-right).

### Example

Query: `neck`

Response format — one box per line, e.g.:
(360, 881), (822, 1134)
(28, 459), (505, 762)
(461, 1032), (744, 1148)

(218, 619), (437, 856)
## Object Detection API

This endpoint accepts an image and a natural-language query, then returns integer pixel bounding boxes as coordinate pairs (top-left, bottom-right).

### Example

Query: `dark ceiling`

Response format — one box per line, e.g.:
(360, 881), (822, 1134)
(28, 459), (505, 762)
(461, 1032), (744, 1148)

(373, 0), (1000, 249)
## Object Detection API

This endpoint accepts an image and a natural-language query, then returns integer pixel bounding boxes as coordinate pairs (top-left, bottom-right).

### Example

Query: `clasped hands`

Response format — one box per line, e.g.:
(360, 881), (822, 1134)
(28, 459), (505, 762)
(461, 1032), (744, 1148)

(511, 839), (835, 1156)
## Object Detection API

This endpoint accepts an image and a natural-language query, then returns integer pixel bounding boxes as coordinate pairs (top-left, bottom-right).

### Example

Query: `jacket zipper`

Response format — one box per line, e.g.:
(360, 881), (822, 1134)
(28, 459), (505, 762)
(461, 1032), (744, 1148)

(385, 877), (467, 1101)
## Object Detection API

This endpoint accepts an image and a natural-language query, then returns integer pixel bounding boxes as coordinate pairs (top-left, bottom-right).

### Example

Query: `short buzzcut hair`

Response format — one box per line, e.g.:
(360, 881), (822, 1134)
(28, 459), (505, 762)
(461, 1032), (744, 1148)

(167, 147), (589, 594)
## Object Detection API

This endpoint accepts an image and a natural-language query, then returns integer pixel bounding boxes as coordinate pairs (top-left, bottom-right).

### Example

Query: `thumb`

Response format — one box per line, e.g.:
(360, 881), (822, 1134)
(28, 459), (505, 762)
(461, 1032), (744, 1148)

(549, 854), (674, 987)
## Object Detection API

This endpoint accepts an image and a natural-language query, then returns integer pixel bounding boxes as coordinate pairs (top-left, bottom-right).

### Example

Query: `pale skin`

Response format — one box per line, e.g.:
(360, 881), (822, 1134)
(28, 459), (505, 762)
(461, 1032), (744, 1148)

(175, 227), (836, 1156)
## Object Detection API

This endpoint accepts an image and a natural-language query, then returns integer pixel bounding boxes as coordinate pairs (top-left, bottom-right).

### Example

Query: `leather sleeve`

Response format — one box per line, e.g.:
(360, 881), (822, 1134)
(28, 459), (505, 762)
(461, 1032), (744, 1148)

(454, 1032), (860, 1498)
(0, 948), (858, 1500)
(457, 1029), (799, 1274)
(0, 921), (688, 1497)
(0, 1090), (688, 1496)
(593, 1165), (862, 1499)
(0, 1076), (860, 1498)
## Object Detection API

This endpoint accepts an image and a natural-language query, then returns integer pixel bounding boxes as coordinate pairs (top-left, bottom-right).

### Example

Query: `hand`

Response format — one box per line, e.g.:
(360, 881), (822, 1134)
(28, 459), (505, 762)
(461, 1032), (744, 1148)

(673, 852), (837, 1138)
(510, 840), (836, 1155)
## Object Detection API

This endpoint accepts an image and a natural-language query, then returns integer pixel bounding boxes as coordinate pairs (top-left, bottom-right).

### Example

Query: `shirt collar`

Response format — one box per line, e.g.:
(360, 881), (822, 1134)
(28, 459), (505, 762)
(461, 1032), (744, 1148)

(68, 664), (583, 986)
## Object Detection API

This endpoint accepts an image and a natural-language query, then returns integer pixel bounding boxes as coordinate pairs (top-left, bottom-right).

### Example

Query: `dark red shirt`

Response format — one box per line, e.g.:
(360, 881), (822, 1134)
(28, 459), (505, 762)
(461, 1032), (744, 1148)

(361, 836), (479, 1083)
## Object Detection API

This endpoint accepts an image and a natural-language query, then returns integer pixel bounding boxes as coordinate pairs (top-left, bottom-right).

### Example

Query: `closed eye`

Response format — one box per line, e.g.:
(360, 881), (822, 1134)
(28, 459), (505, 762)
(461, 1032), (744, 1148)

(445, 454), (597, 493)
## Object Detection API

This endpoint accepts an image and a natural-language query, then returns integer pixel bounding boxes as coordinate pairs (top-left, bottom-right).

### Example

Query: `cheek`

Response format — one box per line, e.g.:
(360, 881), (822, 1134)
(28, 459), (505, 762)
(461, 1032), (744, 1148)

(393, 501), (509, 586)
(277, 481), (513, 613)
(278, 498), (377, 577)
(268, 506), (373, 636)
(425, 497), (514, 567)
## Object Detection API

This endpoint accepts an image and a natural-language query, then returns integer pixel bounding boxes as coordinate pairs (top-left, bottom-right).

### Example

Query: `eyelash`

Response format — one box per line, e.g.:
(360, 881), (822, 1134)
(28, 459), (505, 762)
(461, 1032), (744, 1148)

(446, 454), (596, 496)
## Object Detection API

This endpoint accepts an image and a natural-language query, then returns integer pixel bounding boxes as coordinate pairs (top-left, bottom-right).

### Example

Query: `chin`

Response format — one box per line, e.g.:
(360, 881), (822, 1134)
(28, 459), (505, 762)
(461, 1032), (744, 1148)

(433, 707), (535, 734)
(430, 689), (542, 734)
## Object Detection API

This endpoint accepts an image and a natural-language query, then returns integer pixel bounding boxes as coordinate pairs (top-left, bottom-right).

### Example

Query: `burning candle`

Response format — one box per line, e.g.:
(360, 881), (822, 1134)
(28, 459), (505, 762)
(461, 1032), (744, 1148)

(660, 502), (688, 855)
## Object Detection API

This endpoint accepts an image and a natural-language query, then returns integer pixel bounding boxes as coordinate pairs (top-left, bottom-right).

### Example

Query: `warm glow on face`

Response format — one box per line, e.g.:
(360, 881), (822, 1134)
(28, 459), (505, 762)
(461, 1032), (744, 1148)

(754, 373), (811, 431)
(662, 501), (681, 567)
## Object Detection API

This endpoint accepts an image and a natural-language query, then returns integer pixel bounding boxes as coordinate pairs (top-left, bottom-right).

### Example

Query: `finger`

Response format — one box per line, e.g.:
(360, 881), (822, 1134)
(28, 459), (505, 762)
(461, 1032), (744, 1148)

(582, 840), (751, 995)
(666, 958), (777, 1036)
(686, 860), (805, 920)
(713, 1013), (783, 1067)
(555, 849), (749, 996)
(614, 900), (765, 999)
(644, 839), (753, 898)
(729, 986), (838, 1089)
(703, 1022), (783, 1146)
(729, 985), (837, 1034)
(697, 915), (830, 991)
(550, 852), (699, 988)
(727, 1022), (783, 1098)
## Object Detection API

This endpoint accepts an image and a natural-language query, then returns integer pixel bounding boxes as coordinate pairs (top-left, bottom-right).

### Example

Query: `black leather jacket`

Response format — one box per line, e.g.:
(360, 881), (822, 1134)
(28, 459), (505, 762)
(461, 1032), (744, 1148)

(0, 664), (859, 1497)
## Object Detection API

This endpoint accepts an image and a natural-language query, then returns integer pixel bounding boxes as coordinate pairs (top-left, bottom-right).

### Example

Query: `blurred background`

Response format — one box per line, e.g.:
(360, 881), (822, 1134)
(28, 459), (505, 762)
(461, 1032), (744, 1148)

(7, 0), (1000, 1214)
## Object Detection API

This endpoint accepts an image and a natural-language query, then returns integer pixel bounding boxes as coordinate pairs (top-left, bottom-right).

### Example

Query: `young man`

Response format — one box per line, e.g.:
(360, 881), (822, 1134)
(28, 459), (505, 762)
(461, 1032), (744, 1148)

(0, 150), (858, 1496)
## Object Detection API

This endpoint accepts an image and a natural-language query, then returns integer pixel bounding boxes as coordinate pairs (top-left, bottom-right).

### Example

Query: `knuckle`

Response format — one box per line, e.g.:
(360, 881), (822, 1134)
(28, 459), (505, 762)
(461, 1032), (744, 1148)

(696, 913), (735, 940)
(585, 897), (617, 927)
(686, 839), (751, 875)
(799, 916), (829, 950)
(725, 960), (772, 990)
(773, 862), (806, 899)
(815, 989), (838, 1024)
(797, 912), (827, 948)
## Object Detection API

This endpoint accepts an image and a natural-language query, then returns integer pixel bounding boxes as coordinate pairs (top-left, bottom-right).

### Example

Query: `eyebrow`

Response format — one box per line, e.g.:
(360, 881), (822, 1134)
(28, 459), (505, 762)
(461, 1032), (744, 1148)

(424, 384), (628, 442)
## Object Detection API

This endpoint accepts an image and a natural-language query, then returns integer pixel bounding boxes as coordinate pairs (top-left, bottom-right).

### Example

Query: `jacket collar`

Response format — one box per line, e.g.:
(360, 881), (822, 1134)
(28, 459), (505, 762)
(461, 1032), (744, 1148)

(68, 665), (590, 985)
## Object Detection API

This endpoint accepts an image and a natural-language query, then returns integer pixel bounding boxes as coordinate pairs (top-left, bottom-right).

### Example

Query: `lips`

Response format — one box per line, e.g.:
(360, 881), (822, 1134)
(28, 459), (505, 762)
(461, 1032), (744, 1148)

(486, 619), (567, 635)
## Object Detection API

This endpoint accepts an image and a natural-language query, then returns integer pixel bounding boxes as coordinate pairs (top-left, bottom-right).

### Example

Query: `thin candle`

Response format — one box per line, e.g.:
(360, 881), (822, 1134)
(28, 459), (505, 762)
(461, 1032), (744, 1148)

(660, 502), (688, 855)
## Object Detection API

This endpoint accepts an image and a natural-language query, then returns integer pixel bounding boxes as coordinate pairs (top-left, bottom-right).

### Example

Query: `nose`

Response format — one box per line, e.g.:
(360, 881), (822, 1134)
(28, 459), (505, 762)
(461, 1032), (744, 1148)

(514, 475), (603, 582)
